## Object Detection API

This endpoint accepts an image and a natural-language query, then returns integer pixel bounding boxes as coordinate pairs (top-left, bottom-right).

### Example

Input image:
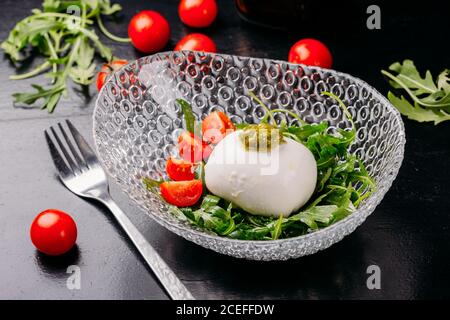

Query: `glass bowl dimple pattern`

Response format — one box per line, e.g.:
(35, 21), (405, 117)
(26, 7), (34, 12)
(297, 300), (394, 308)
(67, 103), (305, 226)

(93, 51), (405, 261)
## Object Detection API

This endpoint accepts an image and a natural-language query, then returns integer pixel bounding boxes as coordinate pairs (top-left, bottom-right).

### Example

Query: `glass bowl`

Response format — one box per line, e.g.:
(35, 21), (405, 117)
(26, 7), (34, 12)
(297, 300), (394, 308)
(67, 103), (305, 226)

(93, 51), (405, 261)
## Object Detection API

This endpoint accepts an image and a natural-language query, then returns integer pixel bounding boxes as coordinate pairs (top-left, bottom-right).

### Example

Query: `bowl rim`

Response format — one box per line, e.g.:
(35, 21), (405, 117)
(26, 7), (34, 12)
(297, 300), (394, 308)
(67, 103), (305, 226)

(92, 51), (406, 246)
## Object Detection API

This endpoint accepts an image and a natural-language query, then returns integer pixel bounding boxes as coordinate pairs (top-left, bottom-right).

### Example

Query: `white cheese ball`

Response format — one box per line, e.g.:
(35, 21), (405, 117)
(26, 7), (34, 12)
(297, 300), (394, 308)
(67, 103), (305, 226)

(204, 131), (317, 217)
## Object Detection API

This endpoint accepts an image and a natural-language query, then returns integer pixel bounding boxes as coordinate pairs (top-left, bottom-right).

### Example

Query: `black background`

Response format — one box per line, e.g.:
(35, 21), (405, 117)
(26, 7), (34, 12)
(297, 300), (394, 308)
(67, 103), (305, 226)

(0, 0), (449, 299)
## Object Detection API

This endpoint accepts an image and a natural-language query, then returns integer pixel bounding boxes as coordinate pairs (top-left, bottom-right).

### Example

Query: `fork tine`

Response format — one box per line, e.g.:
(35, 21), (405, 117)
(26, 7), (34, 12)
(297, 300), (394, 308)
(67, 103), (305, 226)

(66, 120), (98, 166)
(50, 126), (80, 173)
(58, 122), (87, 170)
(44, 130), (72, 177)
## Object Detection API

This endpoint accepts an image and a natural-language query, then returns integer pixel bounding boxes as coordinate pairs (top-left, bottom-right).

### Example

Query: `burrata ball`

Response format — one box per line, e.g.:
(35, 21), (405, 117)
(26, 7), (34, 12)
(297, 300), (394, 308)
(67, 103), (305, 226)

(204, 130), (317, 217)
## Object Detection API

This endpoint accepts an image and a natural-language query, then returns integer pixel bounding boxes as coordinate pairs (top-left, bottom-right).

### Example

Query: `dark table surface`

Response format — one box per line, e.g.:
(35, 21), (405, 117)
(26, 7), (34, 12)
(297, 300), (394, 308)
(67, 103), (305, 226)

(1, 0), (449, 300)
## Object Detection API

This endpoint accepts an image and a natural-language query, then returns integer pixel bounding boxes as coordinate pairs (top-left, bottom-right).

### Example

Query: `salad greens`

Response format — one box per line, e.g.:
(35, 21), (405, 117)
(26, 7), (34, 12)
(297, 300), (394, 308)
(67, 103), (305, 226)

(382, 60), (450, 124)
(1, 0), (128, 112)
(176, 99), (196, 134)
(145, 92), (375, 240)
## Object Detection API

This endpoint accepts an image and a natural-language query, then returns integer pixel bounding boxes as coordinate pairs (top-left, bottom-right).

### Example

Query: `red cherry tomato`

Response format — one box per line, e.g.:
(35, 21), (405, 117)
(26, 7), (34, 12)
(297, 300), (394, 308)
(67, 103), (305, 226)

(174, 33), (217, 53)
(160, 180), (203, 207)
(96, 59), (128, 91)
(128, 10), (170, 53)
(179, 0), (218, 28)
(288, 38), (333, 69)
(166, 157), (195, 181)
(30, 209), (77, 256)
(202, 111), (235, 144)
(178, 131), (212, 162)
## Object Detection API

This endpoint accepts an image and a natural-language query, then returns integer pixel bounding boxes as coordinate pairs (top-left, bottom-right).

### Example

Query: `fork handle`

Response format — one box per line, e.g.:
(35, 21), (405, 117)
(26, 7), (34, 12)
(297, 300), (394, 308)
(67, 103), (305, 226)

(99, 196), (195, 300)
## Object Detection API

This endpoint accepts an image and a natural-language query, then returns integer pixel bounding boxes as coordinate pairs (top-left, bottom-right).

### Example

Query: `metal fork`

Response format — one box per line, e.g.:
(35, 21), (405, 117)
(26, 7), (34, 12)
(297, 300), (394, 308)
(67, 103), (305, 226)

(44, 120), (194, 300)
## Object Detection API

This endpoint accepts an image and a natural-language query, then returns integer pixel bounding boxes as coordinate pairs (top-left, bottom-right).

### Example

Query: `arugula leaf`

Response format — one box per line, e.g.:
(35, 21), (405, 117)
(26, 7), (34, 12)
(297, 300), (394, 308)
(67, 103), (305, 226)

(194, 161), (207, 192)
(229, 225), (272, 240)
(176, 99), (196, 134)
(1, 19), (63, 61)
(192, 205), (236, 236)
(99, 0), (122, 15)
(295, 212), (318, 230)
(12, 83), (65, 112)
(382, 60), (450, 124)
(437, 70), (450, 93)
(2, 0), (129, 112)
(306, 205), (338, 225)
(12, 83), (63, 105)
(235, 123), (251, 130)
(288, 205), (337, 230)
(69, 36), (95, 85)
(200, 194), (221, 209)
(387, 60), (438, 95)
(387, 92), (450, 125)
(143, 177), (163, 194)
(168, 206), (188, 222)
(286, 122), (328, 141)
(270, 215), (284, 240)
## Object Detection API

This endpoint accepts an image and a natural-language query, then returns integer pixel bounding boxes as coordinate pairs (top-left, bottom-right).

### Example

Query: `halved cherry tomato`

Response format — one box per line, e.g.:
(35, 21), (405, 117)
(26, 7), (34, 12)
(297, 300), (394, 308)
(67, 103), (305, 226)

(128, 10), (170, 53)
(96, 59), (128, 91)
(288, 38), (333, 69)
(174, 33), (217, 53)
(160, 180), (203, 207)
(166, 157), (195, 181)
(202, 111), (235, 144)
(178, 131), (212, 162)
(179, 0), (218, 28)
(30, 209), (77, 256)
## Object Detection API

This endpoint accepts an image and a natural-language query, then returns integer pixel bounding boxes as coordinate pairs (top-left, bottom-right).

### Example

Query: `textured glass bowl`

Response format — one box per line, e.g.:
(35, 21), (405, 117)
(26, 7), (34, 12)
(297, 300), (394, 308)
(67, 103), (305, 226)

(93, 51), (405, 261)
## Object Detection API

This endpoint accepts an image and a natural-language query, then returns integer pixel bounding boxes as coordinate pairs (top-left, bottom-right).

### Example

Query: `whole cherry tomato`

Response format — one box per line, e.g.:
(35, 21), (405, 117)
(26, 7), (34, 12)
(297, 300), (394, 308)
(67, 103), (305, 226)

(30, 209), (77, 256)
(178, 131), (212, 162)
(288, 38), (333, 69)
(128, 10), (170, 53)
(179, 0), (218, 28)
(174, 33), (217, 53)
(166, 157), (195, 181)
(96, 59), (128, 91)
(160, 180), (203, 207)
(202, 111), (235, 144)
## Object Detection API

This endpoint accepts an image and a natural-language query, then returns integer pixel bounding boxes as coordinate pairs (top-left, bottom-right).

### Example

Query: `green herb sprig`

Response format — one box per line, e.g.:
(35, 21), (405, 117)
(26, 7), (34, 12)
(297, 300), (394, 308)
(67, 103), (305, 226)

(1, 0), (130, 112)
(382, 60), (450, 124)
